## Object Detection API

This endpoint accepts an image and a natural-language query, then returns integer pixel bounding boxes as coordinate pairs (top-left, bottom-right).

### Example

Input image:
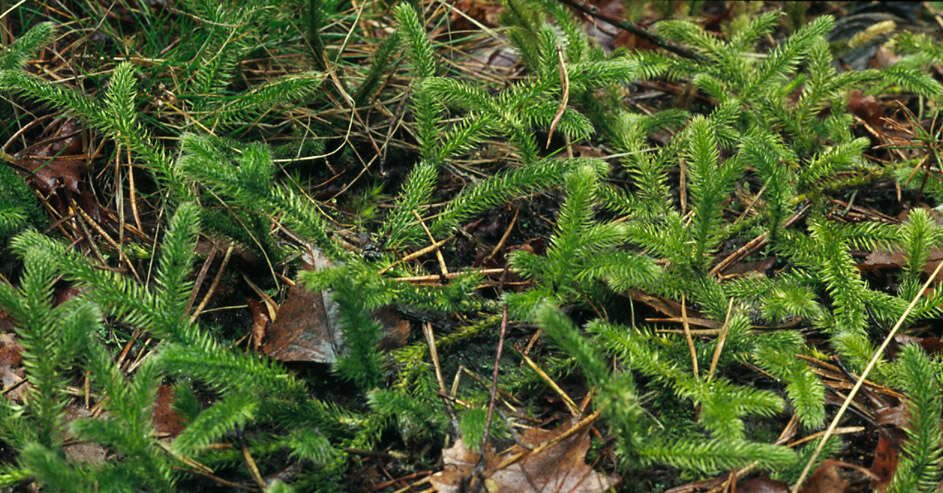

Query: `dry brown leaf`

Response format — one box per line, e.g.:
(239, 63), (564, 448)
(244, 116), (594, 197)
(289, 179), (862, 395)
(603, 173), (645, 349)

(859, 247), (943, 277)
(262, 246), (410, 363)
(152, 384), (185, 437)
(450, 0), (503, 30)
(0, 332), (26, 402)
(738, 477), (790, 493)
(848, 91), (885, 130)
(870, 430), (903, 491)
(430, 422), (618, 493)
(799, 462), (848, 493)
(11, 118), (87, 196)
(247, 298), (269, 353)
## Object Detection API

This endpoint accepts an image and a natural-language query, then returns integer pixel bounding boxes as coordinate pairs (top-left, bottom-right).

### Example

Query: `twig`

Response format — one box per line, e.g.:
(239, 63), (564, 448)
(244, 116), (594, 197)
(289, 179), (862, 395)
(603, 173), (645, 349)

(392, 268), (508, 282)
(706, 298), (734, 382)
(546, 45), (569, 148)
(189, 243), (235, 324)
(791, 258), (943, 492)
(378, 237), (450, 275)
(680, 293), (699, 379)
(484, 207), (518, 262)
(424, 322), (458, 432)
(710, 204), (809, 276)
(413, 210), (449, 277)
(515, 348), (580, 417)
(557, 0), (706, 62)
(480, 303), (509, 457)
(494, 410), (602, 471)
(242, 445), (266, 490)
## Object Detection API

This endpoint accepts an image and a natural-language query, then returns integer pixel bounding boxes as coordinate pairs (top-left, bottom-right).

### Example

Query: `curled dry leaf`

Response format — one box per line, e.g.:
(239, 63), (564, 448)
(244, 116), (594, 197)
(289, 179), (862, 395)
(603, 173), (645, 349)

(430, 422), (618, 493)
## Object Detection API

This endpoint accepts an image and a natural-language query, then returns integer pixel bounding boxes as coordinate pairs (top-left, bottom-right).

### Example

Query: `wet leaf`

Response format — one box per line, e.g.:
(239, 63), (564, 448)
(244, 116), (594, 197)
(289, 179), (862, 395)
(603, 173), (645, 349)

(430, 422), (618, 493)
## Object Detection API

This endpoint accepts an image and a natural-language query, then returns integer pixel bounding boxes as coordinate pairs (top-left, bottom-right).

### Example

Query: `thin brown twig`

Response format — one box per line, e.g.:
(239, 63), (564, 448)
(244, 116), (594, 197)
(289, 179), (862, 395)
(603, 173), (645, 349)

(424, 322), (458, 432)
(413, 210), (449, 277)
(545, 45), (569, 148)
(706, 298), (734, 383)
(189, 243), (235, 324)
(377, 236), (450, 275)
(680, 293), (699, 379)
(484, 206), (518, 262)
(242, 445), (266, 490)
(480, 303), (509, 457)
(494, 410), (602, 471)
(515, 347), (580, 417)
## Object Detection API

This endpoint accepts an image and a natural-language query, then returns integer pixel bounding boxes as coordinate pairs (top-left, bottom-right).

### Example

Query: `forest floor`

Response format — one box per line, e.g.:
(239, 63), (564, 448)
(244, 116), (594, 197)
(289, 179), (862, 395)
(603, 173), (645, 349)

(2, 1), (943, 492)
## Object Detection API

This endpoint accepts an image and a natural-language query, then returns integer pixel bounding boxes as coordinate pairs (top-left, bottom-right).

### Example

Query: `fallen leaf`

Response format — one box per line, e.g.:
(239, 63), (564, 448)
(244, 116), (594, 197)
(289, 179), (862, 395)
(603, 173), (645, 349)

(152, 384), (185, 437)
(0, 332), (26, 402)
(263, 246), (410, 363)
(262, 278), (344, 363)
(859, 246), (943, 277)
(799, 462), (848, 493)
(738, 477), (789, 493)
(430, 421), (618, 493)
(247, 298), (269, 353)
(11, 117), (87, 196)
(874, 404), (909, 429)
(450, 0), (502, 30)
(848, 91), (885, 129)
(870, 432), (905, 492)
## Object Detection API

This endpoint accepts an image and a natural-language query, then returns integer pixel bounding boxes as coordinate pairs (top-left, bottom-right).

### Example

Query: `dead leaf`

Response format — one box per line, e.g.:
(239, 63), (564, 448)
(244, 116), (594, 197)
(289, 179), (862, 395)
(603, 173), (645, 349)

(152, 384), (185, 437)
(738, 477), (789, 493)
(859, 246), (943, 277)
(430, 422), (618, 493)
(450, 0), (502, 30)
(11, 118), (87, 196)
(870, 433), (901, 491)
(799, 462), (848, 493)
(0, 333), (26, 402)
(262, 279), (344, 363)
(875, 404), (909, 429)
(263, 246), (410, 363)
(247, 298), (269, 353)
(848, 91), (885, 130)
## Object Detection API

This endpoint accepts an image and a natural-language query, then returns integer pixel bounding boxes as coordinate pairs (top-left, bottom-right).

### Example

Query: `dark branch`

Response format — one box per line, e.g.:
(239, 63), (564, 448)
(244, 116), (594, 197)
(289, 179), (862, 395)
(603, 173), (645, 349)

(557, 0), (707, 62)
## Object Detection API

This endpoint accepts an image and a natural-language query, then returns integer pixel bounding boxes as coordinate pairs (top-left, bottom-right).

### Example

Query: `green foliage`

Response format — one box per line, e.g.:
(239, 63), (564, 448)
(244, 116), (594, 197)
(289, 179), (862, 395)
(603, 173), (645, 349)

(888, 344), (943, 493)
(0, 166), (43, 242)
